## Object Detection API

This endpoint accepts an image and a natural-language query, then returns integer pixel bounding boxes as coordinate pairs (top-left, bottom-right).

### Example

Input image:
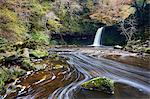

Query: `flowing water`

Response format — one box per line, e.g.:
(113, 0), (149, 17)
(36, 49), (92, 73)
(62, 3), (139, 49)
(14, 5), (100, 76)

(7, 49), (150, 99)
(91, 27), (104, 46)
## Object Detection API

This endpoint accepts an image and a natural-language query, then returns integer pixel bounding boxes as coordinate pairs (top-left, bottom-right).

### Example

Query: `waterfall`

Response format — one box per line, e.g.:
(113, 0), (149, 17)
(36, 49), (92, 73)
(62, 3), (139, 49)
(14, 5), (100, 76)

(91, 27), (104, 46)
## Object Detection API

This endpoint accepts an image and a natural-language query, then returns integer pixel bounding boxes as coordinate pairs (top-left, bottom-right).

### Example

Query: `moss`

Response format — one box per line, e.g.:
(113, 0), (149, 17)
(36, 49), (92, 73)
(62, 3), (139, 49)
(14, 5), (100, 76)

(47, 19), (62, 32)
(0, 8), (27, 42)
(0, 67), (11, 95)
(30, 31), (49, 45)
(22, 58), (34, 70)
(81, 77), (114, 94)
(30, 50), (48, 58)
(0, 56), (4, 63)
(10, 67), (26, 79)
(0, 66), (27, 95)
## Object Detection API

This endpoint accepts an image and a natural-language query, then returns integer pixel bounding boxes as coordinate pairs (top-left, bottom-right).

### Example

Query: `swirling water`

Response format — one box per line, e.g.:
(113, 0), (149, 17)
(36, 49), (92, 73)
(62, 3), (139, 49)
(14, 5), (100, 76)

(11, 50), (150, 99)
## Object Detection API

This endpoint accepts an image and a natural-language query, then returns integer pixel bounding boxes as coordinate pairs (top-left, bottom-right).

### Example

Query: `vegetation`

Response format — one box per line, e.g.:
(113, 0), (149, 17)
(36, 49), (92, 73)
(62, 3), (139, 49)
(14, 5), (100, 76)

(0, 0), (149, 97)
(81, 77), (114, 94)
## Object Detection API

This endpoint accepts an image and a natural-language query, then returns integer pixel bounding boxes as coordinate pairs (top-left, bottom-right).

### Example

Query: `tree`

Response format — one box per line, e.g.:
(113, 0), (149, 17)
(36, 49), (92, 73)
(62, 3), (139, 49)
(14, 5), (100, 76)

(119, 16), (137, 42)
(119, 0), (148, 42)
(89, 0), (135, 24)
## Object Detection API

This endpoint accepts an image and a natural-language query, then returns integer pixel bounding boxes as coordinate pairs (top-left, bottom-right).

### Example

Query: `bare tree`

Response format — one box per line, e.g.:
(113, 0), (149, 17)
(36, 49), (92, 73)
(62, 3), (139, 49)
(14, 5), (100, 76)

(119, 0), (148, 42)
(119, 16), (137, 42)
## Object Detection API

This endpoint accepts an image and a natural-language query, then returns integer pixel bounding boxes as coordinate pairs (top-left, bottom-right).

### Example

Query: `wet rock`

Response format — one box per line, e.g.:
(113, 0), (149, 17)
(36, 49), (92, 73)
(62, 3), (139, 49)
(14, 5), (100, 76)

(0, 56), (4, 63)
(0, 67), (11, 95)
(0, 86), (6, 95)
(4, 53), (18, 64)
(81, 77), (114, 94)
(114, 45), (123, 49)
(145, 48), (150, 54)
(22, 48), (29, 58)
(10, 67), (26, 79)
(33, 64), (47, 71)
(30, 50), (48, 58)
(22, 58), (34, 70)
(52, 64), (64, 70)
(0, 66), (27, 96)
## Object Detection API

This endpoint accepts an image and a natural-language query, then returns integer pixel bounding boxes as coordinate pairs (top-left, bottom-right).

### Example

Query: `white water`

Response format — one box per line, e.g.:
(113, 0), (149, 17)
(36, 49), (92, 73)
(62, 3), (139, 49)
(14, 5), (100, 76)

(91, 27), (104, 46)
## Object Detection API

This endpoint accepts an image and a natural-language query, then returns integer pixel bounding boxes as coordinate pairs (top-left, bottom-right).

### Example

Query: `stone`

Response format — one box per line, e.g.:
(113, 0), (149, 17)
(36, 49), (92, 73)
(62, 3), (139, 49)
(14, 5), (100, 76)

(81, 77), (114, 94)
(22, 58), (34, 70)
(114, 45), (123, 49)
(52, 64), (64, 70)
(0, 86), (6, 95)
(33, 64), (47, 71)
(22, 48), (29, 58)
(10, 66), (26, 79)
(30, 50), (48, 58)
(145, 48), (150, 54)
(0, 56), (4, 63)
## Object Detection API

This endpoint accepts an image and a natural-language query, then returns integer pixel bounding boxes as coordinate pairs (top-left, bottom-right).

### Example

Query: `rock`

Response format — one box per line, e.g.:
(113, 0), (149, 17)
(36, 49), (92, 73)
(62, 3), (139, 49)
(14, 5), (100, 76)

(22, 48), (29, 58)
(22, 58), (34, 70)
(0, 56), (4, 63)
(4, 53), (18, 64)
(15, 42), (23, 45)
(33, 64), (47, 71)
(0, 67), (11, 82)
(0, 67), (10, 95)
(30, 50), (48, 58)
(145, 48), (150, 54)
(0, 86), (6, 95)
(52, 64), (64, 70)
(81, 77), (114, 94)
(114, 45), (123, 49)
(10, 66), (26, 79)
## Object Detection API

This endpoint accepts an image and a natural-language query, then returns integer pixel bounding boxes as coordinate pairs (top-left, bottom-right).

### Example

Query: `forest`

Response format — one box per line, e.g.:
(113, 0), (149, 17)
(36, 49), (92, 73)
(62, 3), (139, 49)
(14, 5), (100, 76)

(0, 0), (150, 98)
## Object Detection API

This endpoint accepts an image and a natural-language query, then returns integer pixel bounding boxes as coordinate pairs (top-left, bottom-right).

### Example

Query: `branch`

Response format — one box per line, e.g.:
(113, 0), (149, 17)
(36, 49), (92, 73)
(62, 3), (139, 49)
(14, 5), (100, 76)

(142, 0), (147, 9)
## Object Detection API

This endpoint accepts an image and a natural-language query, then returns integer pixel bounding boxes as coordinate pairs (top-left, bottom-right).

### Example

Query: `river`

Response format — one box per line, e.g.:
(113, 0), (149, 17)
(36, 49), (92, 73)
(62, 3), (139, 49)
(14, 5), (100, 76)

(8, 48), (150, 99)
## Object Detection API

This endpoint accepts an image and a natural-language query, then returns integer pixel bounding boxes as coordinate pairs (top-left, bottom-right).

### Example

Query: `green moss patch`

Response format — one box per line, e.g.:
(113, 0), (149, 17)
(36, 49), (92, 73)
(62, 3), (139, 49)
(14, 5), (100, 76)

(30, 50), (48, 58)
(81, 77), (114, 94)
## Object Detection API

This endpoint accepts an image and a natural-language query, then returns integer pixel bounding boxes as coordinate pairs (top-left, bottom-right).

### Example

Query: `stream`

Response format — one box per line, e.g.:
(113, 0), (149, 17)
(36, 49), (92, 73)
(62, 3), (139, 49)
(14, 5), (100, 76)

(8, 48), (150, 99)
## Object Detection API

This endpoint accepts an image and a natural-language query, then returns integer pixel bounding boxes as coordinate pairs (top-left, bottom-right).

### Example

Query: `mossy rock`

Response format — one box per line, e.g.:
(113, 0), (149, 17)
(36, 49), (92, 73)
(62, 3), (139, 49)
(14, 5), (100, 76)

(0, 67), (11, 83)
(145, 48), (150, 54)
(22, 48), (30, 58)
(22, 58), (34, 70)
(0, 66), (26, 95)
(10, 67), (26, 80)
(0, 56), (4, 63)
(33, 64), (47, 71)
(0, 86), (6, 95)
(52, 64), (64, 70)
(81, 77), (114, 94)
(30, 50), (48, 58)
(0, 67), (11, 95)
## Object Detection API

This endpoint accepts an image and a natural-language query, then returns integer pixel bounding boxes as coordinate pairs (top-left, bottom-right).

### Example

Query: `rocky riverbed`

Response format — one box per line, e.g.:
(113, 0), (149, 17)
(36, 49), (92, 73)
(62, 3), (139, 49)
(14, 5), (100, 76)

(0, 46), (150, 99)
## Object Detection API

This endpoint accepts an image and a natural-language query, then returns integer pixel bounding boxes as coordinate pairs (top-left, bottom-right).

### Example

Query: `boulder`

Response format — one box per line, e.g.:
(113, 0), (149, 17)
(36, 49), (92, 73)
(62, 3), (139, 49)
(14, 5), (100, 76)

(81, 77), (114, 94)
(33, 64), (47, 71)
(22, 58), (34, 70)
(0, 56), (4, 63)
(52, 64), (64, 70)
(114, 45), (123, 49)
(22, 48), (29, 58)
(145, 48), (150, 54)
(30, 50), (48, 58)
